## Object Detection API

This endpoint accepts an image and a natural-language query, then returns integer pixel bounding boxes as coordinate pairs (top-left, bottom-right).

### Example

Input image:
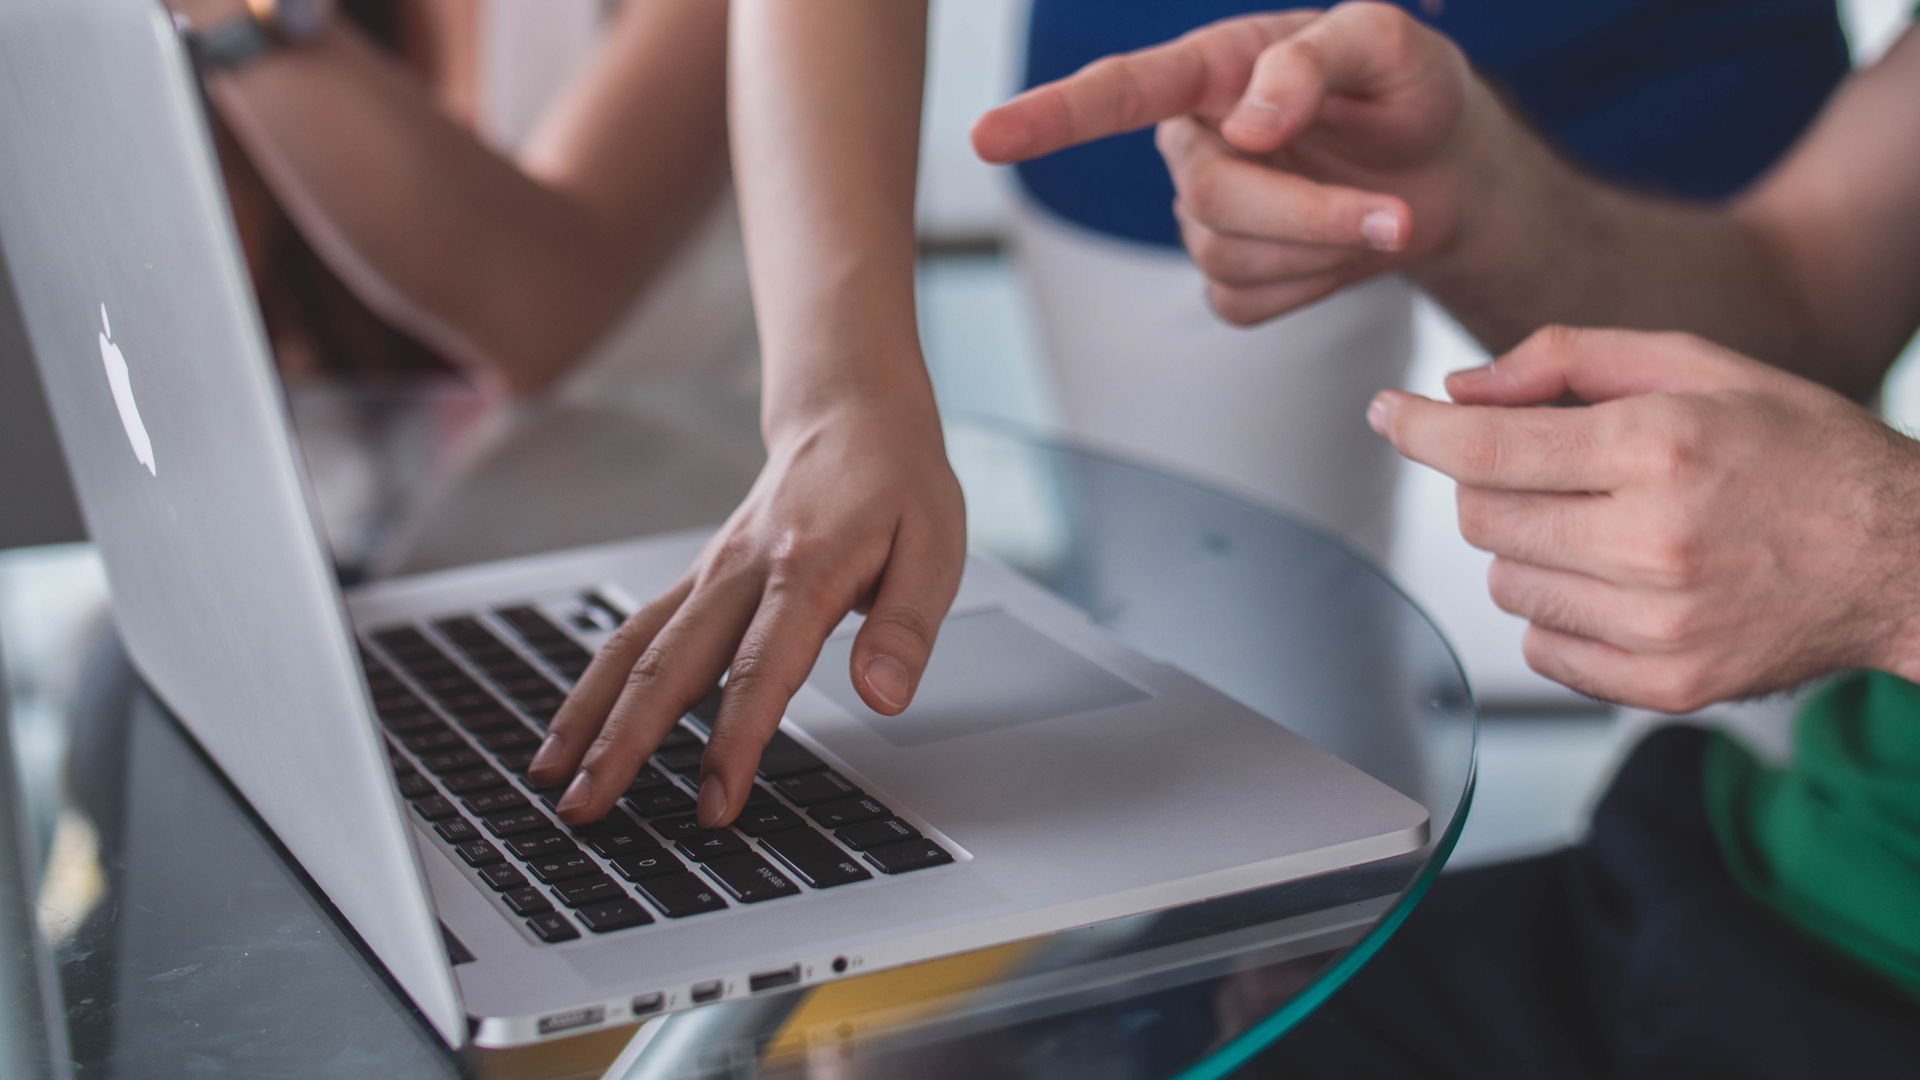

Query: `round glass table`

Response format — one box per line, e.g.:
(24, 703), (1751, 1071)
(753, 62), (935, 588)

(7, 406), (1476, 1080)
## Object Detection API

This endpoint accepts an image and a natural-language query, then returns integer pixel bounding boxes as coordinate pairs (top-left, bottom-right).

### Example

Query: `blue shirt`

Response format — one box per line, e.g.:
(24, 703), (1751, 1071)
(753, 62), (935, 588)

(1018, 0), (1849, 248)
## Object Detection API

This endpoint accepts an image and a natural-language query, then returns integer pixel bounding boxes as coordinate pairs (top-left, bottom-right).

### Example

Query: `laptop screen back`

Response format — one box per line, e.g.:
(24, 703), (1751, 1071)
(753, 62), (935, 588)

(0, 0), (462, 1044)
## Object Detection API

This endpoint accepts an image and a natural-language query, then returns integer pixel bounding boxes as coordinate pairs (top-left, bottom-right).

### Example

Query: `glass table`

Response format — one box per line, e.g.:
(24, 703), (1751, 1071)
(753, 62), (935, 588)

(4, 408), (1476, 1080)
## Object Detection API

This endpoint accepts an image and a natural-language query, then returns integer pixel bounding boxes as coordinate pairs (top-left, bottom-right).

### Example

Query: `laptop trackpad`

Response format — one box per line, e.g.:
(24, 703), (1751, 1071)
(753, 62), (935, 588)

(810, 608), (1150, 748)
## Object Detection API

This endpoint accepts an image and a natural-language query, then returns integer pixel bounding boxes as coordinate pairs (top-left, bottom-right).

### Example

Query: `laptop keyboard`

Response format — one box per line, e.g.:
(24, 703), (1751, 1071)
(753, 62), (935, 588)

(362, 601), (951, 946)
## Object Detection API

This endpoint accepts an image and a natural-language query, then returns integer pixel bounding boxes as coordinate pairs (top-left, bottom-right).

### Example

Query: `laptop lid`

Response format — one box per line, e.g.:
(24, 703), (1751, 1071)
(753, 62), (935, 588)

(0, 0), (464, 1045)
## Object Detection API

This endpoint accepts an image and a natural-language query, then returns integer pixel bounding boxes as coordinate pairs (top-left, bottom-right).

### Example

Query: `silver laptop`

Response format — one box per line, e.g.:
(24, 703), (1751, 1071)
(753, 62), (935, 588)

(0, 0), (1429, 1049)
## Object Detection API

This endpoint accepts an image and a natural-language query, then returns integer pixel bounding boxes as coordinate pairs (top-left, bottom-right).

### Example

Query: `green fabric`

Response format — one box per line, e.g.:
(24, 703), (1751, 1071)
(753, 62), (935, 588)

(1703, 671), (1920, 1003)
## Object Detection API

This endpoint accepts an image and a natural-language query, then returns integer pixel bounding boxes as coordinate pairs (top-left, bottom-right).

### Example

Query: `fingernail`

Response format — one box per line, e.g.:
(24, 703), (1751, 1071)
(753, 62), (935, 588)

(556, 771), (592, 815)
(865, 654), (911, 710)
(1225, 99), (1286, 141)
(1448, 363), (1494, 383)
(1361, 210), (1401, 252)
(1367, 394), (1391, 434)
(697, 774), (728, 828)
(528, 733), (562, 774)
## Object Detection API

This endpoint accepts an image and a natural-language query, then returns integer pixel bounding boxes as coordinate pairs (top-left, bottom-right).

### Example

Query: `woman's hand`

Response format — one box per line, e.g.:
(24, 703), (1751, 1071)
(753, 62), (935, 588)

(528, 394), (966, 828)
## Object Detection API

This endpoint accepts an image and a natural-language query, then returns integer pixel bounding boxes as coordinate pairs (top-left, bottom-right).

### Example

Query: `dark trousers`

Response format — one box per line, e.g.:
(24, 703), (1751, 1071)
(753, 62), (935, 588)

(1253, 727), (1920, 1079)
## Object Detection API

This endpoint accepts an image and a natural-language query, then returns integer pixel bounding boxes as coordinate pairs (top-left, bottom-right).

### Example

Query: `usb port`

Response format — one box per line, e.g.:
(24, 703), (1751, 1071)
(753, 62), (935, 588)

(630, 993), (664, 1017)
(749, 965), (801, 993)
(690, 980), (723, 1004)
(537, 1006), (605, 1036)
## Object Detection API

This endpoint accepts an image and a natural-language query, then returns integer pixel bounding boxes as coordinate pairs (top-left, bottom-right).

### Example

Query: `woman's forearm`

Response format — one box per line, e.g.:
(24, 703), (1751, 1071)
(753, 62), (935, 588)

(728, 0), (937, 438)
(207, 1), (730, 393)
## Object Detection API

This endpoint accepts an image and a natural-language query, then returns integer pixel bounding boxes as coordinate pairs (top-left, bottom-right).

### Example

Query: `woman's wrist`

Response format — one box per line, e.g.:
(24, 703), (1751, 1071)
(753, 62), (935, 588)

(760, 344), (941, 446)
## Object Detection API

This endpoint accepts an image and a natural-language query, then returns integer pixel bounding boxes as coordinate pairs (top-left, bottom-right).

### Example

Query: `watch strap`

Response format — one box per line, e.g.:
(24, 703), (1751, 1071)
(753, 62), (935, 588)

(186, 15), (274, 73)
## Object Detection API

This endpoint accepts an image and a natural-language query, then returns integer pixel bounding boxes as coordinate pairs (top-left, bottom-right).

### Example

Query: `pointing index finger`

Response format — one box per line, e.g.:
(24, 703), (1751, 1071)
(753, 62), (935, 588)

(971, 12), (1314, 163)
(1369, 389), (1621, 493)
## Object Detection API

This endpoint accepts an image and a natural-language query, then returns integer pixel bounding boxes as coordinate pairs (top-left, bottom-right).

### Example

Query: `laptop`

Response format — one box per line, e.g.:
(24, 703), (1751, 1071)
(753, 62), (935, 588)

(0, 0), (1430, 1049)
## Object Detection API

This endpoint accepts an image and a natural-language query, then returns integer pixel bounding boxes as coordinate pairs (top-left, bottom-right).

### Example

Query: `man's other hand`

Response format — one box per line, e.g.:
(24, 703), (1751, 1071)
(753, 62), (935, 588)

(1368, 327), (1920, 713)
(972, 2), (1488, 323)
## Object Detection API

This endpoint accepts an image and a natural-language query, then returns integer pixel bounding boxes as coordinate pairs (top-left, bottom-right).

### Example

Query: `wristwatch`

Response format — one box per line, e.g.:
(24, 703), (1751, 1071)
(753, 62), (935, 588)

(184, 0), (336, 73)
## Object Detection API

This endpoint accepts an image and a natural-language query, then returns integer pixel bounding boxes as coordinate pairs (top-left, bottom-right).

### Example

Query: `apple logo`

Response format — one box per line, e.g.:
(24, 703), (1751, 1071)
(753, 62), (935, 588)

(98, 303), (155, 476)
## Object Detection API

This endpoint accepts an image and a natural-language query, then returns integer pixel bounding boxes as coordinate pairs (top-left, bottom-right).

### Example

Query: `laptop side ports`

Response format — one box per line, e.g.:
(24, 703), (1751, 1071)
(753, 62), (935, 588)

(749, 965), (801, 993)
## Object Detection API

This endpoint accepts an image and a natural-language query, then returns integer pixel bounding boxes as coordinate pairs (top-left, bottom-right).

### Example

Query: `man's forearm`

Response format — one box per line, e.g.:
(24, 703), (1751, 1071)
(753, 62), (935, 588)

(1413, 81), (1839, 393)
(729, 0), (937, 437)
(1417, 37), (1920, 402)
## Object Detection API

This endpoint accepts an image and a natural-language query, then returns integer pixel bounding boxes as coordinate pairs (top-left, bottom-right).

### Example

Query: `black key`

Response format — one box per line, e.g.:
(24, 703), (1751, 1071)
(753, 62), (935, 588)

(583, 590), (628, 622)
(455, 840), (504, 867)
(504, 831), (579, 860)
(576, 815), (659, 858)
(554, 875), (623, 908)
(433, 616), (496, 646)
(439, 693), (502, 717)
(861, 839), (954, 875)
(633, 872), (728, 918)
(755, 731), (826, 779)
(658, 724), (701, 750)
(770, 770), (860, 806)
(435, 817), (481, 844)
(419, 749), (485, 775)
(655, 745), (705, 776)
(482, 808), (553, 837)
(417, 675), (483, 701)
(807, 796), (891, 830)
(403, 658), (461, 681)
(382, 713), (444, 738)
(758, 829), (872, 889)
(733, 803), (807, 837)
(496, 748), (539, 774)
(374, 691), (426, 715)
(443, 768), (509, 796)
(411, 795), (459, 822)
(396, 773), (435, 798)
(526, 912), (579, 943)
(533, 785), (570, 812)
(745, 785), (777, 809)
(676, 830), (749, 862)
(479, 863), (529, 891)
(648, 815), (706, 843)
(401, 727), (463, 754)
(552, 657), (592, 681)
(702, 852), (801, 903)
(687, 685), (724, 728)
(517, 695), (565, 721)
(498, 676), (557, 700)
(835, 817), (921, 851)
(475, 725), (540, 752)
(623, 786), (697, 818)
(527, 852), (601, 884)
(462, 787), (529, 816)
(454, 710), (522, 734)
(608, 849), (684, 881)
(496, 604), (563, 638)
(372, 626), (432, 652)
(502, 887), (553, 917)
(576, 898), (653, 933)
(624, 766), (670, 796)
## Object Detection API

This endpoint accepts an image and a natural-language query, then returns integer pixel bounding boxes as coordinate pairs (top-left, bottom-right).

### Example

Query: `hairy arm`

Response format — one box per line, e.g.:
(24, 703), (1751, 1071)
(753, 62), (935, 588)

(977, 6), (1920, 400)
(1419, 27), (1920, 400)
(193, 0), (730, 393)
